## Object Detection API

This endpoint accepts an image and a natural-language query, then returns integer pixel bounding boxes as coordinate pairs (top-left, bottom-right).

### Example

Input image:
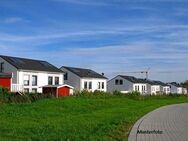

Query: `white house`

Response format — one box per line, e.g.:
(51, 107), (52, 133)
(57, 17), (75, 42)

(0, 55), (64, 93)
(162, 85), (171, 95)
(107, 75), (151, 95)
(149, 80), (170, 95)
(168, 82), (185, 94)
(183, 88), (187, 94)
(60, 66), (107, 92)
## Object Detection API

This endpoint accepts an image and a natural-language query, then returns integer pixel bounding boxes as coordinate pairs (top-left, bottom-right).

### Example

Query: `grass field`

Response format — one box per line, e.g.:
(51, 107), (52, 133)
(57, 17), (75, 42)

(0, 94), (188, 141)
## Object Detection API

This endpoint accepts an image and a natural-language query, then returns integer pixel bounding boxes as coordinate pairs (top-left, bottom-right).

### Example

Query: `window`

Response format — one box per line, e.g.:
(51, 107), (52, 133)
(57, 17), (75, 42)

(48, 76), (53, 85)
(32, 75), (37, 86)
(135, 86), (137, 91)
(24, 75), (30, 86)
(102, 82), (104, 89)
(120, 80), (123, 85)
(115, 79), (119, 85)
(138, 86), (139, 91)
(115, 79), (123, 85)
(24, 88), (29, 93)
(98, 82), (101, 89)
(84, 81), (87, 89)
(89, 82), (92, 89)
(55, 77), (59, 85)
(64, 72), (68, 80)
(0, 62), (4, 72)
(32, 88), (37, 93)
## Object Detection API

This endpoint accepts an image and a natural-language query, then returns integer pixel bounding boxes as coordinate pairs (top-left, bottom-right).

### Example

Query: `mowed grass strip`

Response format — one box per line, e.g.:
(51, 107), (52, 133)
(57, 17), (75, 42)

(0, 95), (188, 141)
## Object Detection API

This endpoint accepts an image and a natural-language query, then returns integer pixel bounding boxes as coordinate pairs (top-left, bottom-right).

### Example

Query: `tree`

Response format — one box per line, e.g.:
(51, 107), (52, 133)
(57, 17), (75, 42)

(181, 80), (188, 89)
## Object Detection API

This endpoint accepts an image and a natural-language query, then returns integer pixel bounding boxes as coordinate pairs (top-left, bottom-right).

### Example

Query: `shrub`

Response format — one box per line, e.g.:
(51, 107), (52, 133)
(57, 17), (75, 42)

(0, 89), (54, 104)
(113, 90), (123, 96)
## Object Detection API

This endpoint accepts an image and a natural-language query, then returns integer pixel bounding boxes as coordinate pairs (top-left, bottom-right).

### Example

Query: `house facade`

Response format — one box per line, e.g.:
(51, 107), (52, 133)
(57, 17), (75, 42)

(163, 85), (171, 94)
(149, 81), (170, 95)
(183, 88), (187, 94)
(168, 82), (186, 94)
(61, 66), (107, 92)
(107, 75), (151, 95)
(0, 55), (64, 93)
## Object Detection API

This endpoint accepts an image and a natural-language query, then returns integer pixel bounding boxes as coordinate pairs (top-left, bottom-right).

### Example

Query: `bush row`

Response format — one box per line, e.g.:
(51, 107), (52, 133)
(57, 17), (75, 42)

(0, 87), (54, 104)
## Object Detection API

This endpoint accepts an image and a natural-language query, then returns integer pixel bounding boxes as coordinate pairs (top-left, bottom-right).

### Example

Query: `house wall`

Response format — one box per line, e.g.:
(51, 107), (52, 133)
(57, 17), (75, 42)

(18, 71), (64, 93)
(163, 86), (171, 94)
(61, 67), (81, 91)
(133, 83), (151, 95)
(170, 85), (177, 94)
(0, 57), (18, 83)
(183, 88), (187, 94)
(107, 76), (133, 93)
(80, 78), (107, 92)
(151, 85), (163, 95)
(177, 87), (183, 94)
(169, 84), (178, 94)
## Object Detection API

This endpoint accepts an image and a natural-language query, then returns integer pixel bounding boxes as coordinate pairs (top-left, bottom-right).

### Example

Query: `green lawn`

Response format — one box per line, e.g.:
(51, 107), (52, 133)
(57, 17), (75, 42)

(0, 95), (188, 141)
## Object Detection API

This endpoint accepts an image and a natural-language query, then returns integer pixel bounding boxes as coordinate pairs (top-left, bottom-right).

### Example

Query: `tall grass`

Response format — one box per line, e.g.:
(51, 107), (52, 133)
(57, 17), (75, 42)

(0, 87), (54, 103)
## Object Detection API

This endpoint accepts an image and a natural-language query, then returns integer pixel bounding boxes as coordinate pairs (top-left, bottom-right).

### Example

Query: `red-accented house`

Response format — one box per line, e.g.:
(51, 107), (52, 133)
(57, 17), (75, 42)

(42, 84), (74, 97)
(0, 73), (12, 90)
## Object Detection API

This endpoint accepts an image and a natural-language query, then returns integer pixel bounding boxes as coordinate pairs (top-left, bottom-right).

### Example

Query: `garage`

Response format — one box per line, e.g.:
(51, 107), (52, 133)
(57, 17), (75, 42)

(0, 73), (12, 90)
(42, 84), (74, 97)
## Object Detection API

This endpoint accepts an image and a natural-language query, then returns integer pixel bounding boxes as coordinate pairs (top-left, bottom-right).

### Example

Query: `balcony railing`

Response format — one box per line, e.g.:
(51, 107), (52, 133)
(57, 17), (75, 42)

(11, 84), (24, 92)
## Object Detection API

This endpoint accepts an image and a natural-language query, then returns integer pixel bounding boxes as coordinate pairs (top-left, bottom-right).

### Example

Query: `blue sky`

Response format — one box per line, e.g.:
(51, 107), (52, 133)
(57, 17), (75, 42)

(0, 0), (188, 82)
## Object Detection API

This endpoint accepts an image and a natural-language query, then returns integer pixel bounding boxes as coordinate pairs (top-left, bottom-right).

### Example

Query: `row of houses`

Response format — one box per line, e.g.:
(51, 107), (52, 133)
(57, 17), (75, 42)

(0, 55), (187, 96)
(108, 75), (187, 95)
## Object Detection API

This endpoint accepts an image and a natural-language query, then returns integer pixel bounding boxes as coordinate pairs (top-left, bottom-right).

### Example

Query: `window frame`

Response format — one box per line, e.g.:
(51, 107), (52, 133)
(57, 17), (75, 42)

(55, 77), (59, 85)
(89, 82), (92, 89)
(119, 79), (123, 85)
(84, 81), (88, 89)
(48, 76), (53, 85)
(24, 88), (29, 93)
(32, 88), (37, 93)
(64, 72), (68, 80)
(115, 79), (119, 85)
(32, 75), (37, 86)
(0, 62), (4, 72)
(24, 74), (30, 86)
(102, 82), (104, 89)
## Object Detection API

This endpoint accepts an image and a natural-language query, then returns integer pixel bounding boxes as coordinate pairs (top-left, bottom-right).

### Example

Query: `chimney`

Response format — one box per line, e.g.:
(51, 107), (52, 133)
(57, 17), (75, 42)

(101, 73), (104, 76)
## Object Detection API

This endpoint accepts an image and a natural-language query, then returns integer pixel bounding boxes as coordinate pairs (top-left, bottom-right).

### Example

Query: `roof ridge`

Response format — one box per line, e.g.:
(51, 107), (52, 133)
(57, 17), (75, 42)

(0, 55), (46, 62)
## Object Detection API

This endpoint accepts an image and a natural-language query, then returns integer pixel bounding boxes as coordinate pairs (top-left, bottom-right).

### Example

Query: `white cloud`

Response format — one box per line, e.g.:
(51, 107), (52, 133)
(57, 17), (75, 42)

(1, 17), (24, 24)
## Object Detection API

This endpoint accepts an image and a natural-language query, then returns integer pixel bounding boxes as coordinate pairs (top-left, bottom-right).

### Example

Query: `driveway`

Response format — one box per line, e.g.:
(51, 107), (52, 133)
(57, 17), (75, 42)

(128, 103), (188, 141)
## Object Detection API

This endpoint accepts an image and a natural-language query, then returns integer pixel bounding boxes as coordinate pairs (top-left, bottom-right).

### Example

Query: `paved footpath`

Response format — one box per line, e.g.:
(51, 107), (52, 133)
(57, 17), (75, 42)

(128, 103), (188, 141)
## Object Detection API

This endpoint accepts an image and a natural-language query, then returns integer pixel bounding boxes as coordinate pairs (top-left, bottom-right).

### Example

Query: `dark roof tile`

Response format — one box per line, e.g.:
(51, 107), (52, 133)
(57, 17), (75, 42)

(62, 66), (107, 79)
(0, 55), (63, 73)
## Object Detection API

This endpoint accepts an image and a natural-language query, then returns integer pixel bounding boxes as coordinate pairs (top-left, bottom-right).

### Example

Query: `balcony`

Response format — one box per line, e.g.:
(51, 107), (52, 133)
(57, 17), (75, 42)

(11, 84), (24, 92)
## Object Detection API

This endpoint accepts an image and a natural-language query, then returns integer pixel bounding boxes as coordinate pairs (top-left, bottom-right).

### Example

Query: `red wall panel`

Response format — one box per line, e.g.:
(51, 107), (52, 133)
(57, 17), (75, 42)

(58, 87), (70, 97)
(0, 78), (11, 90)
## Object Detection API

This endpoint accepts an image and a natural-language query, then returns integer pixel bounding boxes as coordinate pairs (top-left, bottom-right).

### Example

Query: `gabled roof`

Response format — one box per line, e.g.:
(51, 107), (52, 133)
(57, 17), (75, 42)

(119, 75), (148, 84)
(0, 55), (63, 73)
(168, 82), (182, 87)
(147, 80), (169, 86)
(62, 66), (107, 79)
(0, 73), (12, 78)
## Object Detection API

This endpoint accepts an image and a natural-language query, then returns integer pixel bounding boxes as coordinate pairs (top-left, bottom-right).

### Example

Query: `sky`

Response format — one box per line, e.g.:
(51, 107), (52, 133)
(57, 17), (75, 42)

(0, 0), (188, 82)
